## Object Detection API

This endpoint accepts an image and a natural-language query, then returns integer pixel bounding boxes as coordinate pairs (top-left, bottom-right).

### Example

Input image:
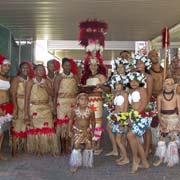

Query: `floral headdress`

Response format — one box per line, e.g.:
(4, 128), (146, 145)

(127, 71), (146, 84)
(132, 54), (152, 70)
(112, 57), (130, 73)
(109, 74), (129, 89)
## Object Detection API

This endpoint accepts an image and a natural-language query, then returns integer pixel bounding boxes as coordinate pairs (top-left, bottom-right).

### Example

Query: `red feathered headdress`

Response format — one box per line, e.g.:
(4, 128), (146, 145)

(53, 59), (61, 72)
(79, 19), (108, 47)
(0, 54), (5, 65)
(69, 58), (78, 75)
(0, 54), (10, 65)
(17, 61), (34, 78)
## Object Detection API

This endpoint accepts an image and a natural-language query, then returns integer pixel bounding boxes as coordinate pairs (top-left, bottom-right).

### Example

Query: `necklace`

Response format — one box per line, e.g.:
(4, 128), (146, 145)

(33, 78), (45, 85)
(151, 66), (163, 73)
(61, 72), (73, 78)
(75, 107), (90, 119)
(163, 91), (174, 101)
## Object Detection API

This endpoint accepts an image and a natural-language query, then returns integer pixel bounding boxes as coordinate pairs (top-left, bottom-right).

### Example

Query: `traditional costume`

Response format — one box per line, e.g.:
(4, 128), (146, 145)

(11, 77), (28, 151)
(127, 72), (152, 137)
(55, 72), (78, 139)
(155, 107), (180, 166)
(0, 55), (13, 133)
(26, 78), (58, 155)
(79, 19), (108, 143)
(70, 93), (94, 169)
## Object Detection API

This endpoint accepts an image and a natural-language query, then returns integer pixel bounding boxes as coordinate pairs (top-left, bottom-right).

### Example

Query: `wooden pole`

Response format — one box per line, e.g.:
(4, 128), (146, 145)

(163, 27), (168, 80)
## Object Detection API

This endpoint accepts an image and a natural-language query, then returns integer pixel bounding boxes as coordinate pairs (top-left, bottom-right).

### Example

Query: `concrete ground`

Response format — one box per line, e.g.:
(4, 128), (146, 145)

(0, 132), (180, 180)
(0, 109), (179, 180)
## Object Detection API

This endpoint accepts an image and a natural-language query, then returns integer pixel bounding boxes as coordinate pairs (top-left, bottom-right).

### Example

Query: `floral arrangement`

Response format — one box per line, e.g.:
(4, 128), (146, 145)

(126, 71), (146, 84)
(107, 110), (140, 126)
(132, 54), (152, 70)
(103, 93), (114, 112)
(109, 74), (129, 90)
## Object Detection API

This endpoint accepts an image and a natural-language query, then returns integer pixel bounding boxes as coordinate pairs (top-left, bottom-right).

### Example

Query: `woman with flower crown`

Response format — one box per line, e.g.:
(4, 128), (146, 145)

(126, 72), (151, 173)
(24, 64), (58, 156)
(54, 58), (79, 154)
(107, 74), (129, 165)
(10, 61), (33, 157)
(0, 55), (13, 160)
(133, 55), (154, 157)
(104, 58), (130, 157)
(81, 52), (107, 155)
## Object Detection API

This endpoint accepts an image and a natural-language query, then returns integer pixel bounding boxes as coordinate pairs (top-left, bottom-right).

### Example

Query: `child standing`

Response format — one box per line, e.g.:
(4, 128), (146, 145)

(126, 72), (151, 173)
(68, 93), (95, 173)
(108, 75), (129, 165)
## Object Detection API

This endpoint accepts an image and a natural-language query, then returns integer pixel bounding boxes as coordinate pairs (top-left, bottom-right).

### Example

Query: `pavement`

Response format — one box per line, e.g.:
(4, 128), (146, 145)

(0, 109), (180, 180)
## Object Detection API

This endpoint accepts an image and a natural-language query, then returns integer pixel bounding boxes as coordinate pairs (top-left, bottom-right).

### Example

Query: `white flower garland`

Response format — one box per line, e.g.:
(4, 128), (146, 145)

(132, 54), (152, 70)
(127, 72), (146, 84)
(112, 57), (130, 73)
(109, 74), (129, 89)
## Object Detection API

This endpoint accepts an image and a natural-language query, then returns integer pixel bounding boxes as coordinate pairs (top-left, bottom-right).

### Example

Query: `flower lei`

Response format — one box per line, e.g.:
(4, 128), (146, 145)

(112, 57), (130, 73)
(132, 54), (152, 70)
(127, 71), (146, 84)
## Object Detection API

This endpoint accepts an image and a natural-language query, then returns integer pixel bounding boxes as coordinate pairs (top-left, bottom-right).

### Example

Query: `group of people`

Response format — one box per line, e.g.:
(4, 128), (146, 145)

(0, 49), (180, 174)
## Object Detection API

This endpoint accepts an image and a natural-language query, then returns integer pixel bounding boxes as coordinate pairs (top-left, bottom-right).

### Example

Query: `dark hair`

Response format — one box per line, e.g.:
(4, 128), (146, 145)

(127, 82), (145, 89)
(47, 60), (54, 66)
(120, 50), (130, 56)
(62, 57), (70, 66)
(33, 64), (44, 70)
(19, 62), (29, 69)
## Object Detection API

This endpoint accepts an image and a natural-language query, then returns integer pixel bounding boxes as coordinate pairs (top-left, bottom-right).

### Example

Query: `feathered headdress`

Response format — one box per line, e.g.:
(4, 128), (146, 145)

(79, 19), (108, 50)
(0, 54), (10, 65)
(53, 59), (61, 72)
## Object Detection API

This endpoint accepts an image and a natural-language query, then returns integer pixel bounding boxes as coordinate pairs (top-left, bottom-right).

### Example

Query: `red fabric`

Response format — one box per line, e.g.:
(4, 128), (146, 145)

(11, 128), (27, 138)
(27, 127), (55, 135)
(54, 118), (69, 126)
(139, 111), (149, 118)
(0, 102), (13, 115)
